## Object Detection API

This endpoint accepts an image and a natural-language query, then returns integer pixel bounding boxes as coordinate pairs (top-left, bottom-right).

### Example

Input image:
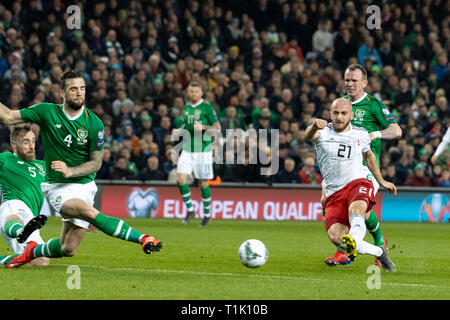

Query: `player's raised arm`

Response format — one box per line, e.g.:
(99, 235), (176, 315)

(363, 149), (397, 196)
(0, 102), (24, 126)
(305, 118), (327, 142)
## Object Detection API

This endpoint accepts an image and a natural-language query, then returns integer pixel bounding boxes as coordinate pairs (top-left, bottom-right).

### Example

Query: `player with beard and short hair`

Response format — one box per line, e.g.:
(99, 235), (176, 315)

(0, 70), (162, 268)
(0, 125), (48, 266)
(306, 98), (397, 272)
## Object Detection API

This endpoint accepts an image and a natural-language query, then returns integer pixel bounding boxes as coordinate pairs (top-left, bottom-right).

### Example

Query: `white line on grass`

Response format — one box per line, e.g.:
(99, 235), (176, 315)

(58, 263), (448, 290)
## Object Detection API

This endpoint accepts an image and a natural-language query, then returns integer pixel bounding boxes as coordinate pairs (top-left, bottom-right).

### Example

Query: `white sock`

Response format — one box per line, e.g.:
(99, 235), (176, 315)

(356, 240), (383, 257)
(349, 214), (366, 244)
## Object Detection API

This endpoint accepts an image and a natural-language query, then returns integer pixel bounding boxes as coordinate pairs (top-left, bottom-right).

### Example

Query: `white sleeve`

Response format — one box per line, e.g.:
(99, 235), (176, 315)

(361, 131), (372, 153)
(433, 127), (450, 157)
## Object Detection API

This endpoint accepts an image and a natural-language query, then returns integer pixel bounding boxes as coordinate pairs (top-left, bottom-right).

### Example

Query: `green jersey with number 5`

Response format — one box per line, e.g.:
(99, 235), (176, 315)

(20, 103), (105, 184)
(0, 152), (46, 216)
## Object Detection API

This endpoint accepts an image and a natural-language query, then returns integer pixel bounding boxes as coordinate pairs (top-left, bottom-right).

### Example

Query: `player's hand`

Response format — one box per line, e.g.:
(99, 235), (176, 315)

(51, 160), (74, 178)
(194, 121), (203, 131)
(314, 119), (327, 130)
(380, 180), (397, 196)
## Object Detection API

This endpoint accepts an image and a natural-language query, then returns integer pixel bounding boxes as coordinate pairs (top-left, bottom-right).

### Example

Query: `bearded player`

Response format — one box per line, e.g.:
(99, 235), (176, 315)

(307, 98), (396, 271)
(323, 64), (402, 266)
(0, 70), (161, 268)
(0, 125), (48, 266)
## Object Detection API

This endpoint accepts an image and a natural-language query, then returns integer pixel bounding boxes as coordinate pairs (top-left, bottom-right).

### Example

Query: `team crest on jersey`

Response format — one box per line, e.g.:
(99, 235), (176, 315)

(355, 109), (365, 121)
(77, 128), (88, 139)
(194, 109), (202, 120)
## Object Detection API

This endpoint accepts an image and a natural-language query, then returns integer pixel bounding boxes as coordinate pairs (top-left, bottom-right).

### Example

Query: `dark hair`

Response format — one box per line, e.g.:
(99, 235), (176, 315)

(10, 125), (32, 142)
(59, 70), (85, 90)
(345, 64), (368, 80)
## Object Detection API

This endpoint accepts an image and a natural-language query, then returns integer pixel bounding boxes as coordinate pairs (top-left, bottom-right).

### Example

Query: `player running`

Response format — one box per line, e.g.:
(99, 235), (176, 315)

(0, 125), (48, 266)
(306, 98), (397, 272)
(323, 64), (402, 266)
(0, 70), (161, 268)
(174, 81), (221, 226)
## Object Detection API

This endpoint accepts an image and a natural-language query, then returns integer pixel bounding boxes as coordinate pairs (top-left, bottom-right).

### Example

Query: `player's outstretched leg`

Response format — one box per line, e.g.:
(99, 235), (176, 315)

(17, 215), (47, 244)
(92, 212), (162, 254)
(7, 238), (65, 268)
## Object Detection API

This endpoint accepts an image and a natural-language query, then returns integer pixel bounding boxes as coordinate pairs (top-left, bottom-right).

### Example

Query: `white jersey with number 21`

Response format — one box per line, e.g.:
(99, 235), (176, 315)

(314, 123), (372, 198)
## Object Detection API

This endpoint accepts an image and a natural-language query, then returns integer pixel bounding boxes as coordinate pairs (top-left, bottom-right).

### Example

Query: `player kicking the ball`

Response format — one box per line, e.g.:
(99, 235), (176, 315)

(305, 98), (396, 272)
(0, 70), (161, 268)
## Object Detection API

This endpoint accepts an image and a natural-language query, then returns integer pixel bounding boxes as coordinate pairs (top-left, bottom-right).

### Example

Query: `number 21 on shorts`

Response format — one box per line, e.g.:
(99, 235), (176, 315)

(359, 186), (373, 197)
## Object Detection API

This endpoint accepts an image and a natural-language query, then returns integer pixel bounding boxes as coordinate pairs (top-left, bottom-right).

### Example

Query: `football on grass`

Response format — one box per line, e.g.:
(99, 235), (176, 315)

(238, 239), (268, 268)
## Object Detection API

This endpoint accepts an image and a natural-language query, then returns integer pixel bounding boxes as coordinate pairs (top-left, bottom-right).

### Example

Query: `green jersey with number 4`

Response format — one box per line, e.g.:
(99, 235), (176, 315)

(346, 93), (397, 163)
(0, 152), (46, 216)
(182, 99), (219, 152)
(20, 103), (105, 184)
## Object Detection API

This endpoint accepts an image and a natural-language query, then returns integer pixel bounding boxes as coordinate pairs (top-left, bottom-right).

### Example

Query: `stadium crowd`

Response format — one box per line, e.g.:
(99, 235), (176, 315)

(0, 0), (448, 187)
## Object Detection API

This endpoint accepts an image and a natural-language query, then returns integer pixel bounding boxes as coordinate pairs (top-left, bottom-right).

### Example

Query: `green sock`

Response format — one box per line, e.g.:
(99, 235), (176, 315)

(365, 210), (384, 246)
(179, 184), (194, 212)
(33, 238), (65, 258)
(201, 186), (211, 217)
(5, 220), (23, 238)
(93, 212), (144, 244)
(336, 245), (348, 253)
(0, 254), (19, 265)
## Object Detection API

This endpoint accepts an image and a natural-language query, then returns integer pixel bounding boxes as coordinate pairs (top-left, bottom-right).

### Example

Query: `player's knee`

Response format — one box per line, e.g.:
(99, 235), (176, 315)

(176, 174), (186, 186)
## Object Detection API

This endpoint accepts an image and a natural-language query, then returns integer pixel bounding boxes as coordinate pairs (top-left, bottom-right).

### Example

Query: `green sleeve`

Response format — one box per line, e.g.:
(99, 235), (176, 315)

(372, 100), (396, 130)
(89, 117), (105, 152)
(19, 103), (48, 125)
(205, 104), (219, 125)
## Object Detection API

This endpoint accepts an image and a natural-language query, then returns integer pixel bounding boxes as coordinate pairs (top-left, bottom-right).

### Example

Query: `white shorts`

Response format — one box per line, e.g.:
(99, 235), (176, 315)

(41, 181), (98, 229)
(177, 150), (214, 180)
(0, 200), (45, 254)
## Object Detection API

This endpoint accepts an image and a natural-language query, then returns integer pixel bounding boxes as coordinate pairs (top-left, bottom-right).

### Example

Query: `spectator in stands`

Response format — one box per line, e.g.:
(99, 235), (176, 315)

(140, 156), (166, 181)
(404, 163), (431, 186)
(357, 36), (383, 67)
(111, 156), (139, 180)
(275, 158), (301, 184)
(298, 156), (322, 185)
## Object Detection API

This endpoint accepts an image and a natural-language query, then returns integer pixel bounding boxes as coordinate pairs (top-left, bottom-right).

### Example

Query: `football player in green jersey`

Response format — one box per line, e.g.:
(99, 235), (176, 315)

(175, 81), (221, 226)
(323, 64), (402, 267)
(0, 125), (48, 266)
(0, 70), (161, 268)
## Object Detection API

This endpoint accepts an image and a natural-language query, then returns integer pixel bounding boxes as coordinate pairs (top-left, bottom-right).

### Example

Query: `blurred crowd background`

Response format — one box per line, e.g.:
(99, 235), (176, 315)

(0, 0), (448, 187)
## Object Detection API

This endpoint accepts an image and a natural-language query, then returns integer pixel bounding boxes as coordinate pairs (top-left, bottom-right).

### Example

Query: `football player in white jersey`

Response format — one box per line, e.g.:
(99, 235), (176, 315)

(305, 98), (397, 271)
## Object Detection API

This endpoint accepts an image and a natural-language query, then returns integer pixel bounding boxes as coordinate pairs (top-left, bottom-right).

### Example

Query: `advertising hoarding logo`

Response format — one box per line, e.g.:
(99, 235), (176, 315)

(419, 193), (449, 222)
(126, 188), (159, 218)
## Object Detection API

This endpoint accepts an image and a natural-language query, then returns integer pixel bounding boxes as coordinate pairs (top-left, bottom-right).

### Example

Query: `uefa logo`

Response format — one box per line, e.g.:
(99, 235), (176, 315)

(126, 188), (159, 218)
(419, 193), (449, 223)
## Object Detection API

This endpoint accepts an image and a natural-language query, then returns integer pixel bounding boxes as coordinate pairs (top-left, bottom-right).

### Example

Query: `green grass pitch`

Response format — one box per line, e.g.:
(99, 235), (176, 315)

(1, 217), (449, 300)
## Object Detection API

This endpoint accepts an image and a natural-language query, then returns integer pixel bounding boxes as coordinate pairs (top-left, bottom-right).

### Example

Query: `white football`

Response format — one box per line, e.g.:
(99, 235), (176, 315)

(238, 239), (268, 268)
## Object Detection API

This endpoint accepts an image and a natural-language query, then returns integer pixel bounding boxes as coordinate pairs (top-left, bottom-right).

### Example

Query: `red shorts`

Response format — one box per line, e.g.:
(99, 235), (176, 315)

(323, 178), (376, 232)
